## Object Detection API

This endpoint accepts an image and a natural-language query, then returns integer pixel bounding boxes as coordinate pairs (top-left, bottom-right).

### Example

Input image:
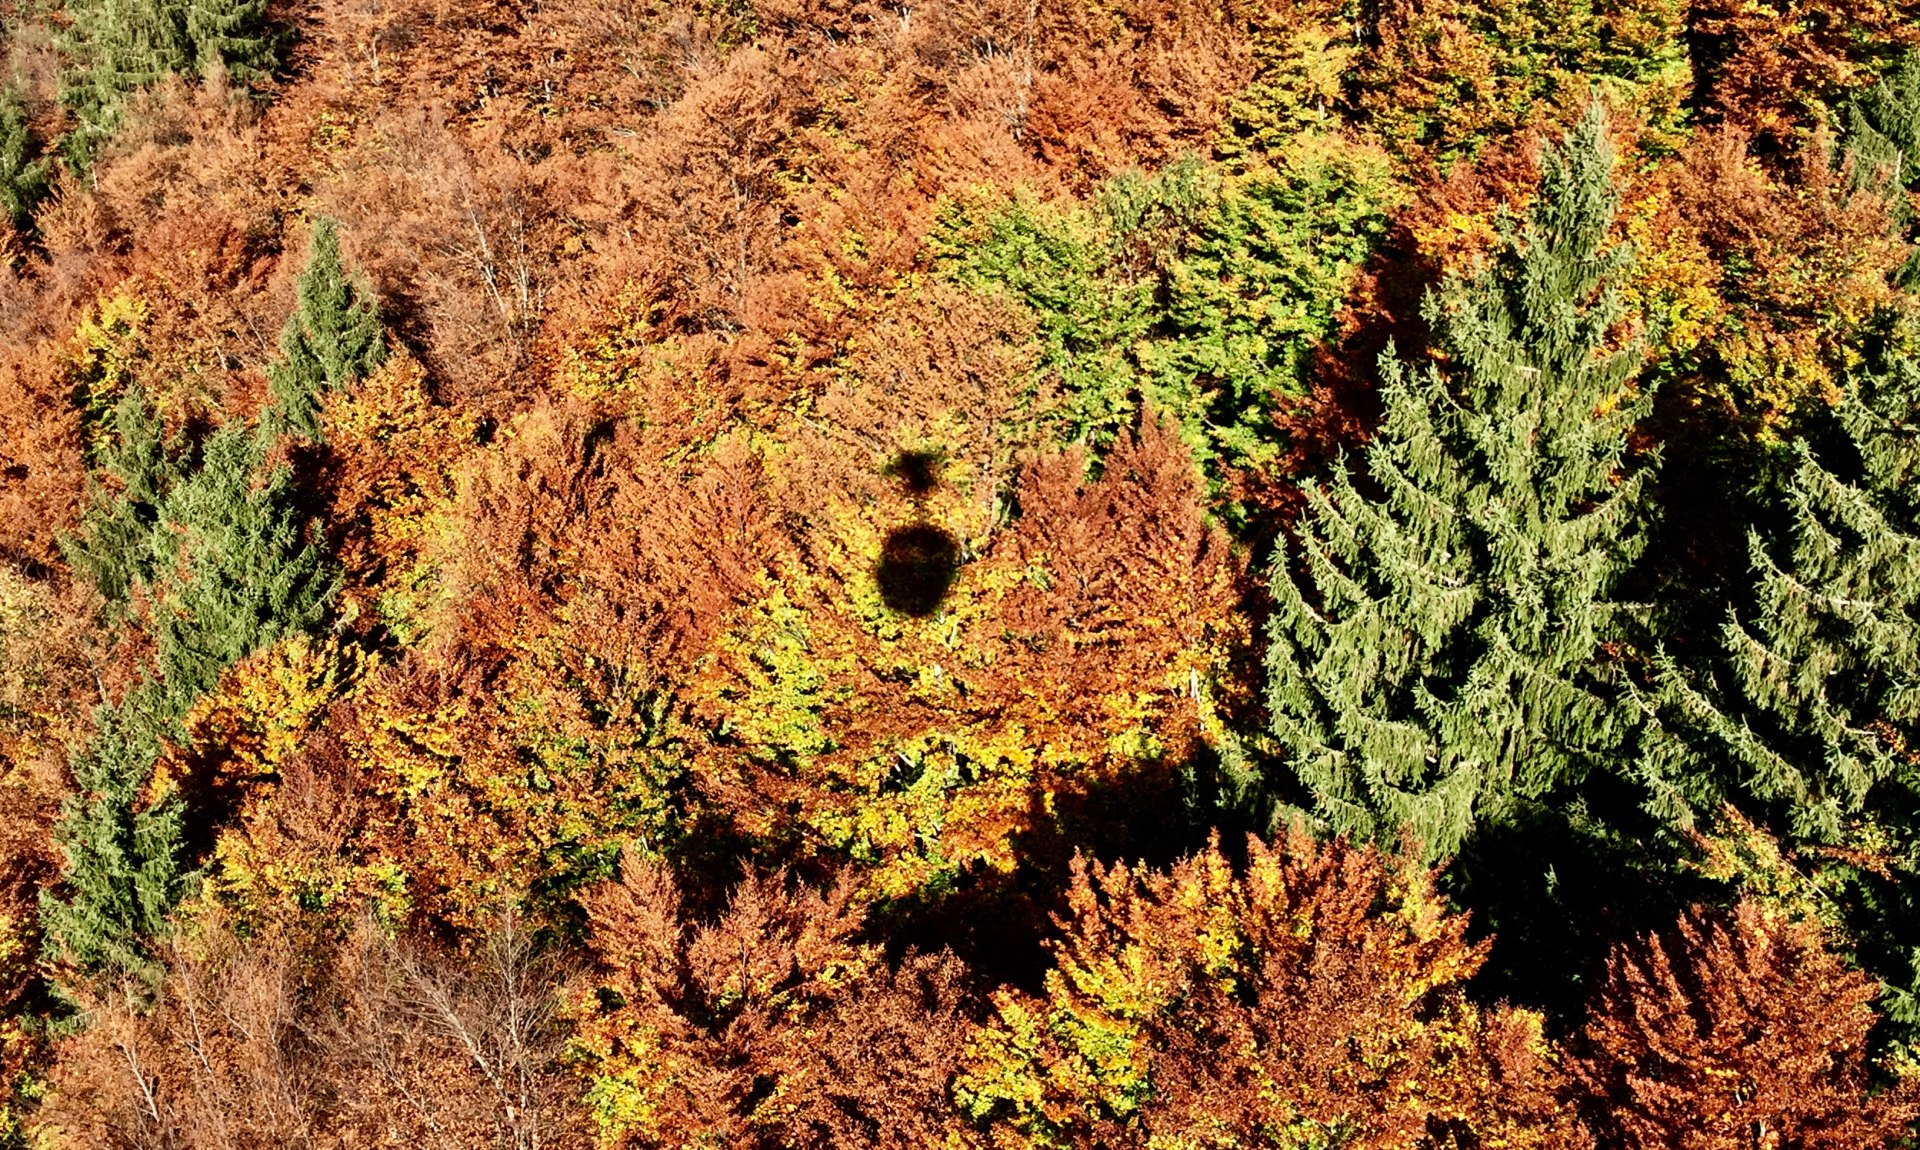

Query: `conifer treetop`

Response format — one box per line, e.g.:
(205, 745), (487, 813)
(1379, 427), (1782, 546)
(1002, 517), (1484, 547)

(1267, 99), (1656, 858)
(268, 217), (386, 440)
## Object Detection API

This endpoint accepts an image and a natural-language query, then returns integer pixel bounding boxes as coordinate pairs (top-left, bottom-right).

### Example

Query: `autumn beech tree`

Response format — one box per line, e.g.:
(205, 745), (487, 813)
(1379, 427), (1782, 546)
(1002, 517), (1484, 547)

(1573, 901), (1920, 1148)
(685, 413), (1242, 912)
(574, 858), (972, 1149)
(1685, 0), (1920, 148)
(955, 830), (1588, 1149)
(37, 905), (590, 1148)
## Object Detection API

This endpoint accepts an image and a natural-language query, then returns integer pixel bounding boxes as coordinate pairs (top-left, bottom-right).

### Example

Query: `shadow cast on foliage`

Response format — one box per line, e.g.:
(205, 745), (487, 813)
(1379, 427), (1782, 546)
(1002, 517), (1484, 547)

(875, 524), (961, 617)
(870, 737), (1252, 995)
(872, 449), (963, 617)
(885, 449), (944, 497)
(1446, 774), (1720, 1030)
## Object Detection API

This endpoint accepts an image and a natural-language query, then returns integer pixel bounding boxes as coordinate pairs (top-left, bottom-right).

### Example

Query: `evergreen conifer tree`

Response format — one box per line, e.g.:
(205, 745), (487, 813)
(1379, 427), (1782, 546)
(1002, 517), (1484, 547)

(0, 90), (47, 227)
(58, 0), (192, 157)
(148, 422), (336, 704)
(267, 217), (385, 440)
(1847, 53), (1920, 200)
(1674, 367), (1920, 836)
(182, 0), (274, 83)
(38, 691), (188, 974)
(1844, 55), (1920, 289)
(58, 0), (278, 161)
(44, 417), (334, 974)
(1656, 328), (1920, 1025)
(1264, 102), (1664, 859)
(60, 384), (182, 607)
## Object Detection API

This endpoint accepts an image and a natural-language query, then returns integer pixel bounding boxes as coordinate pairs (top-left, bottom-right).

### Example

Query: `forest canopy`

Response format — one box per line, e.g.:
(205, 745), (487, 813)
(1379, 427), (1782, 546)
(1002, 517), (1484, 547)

(4, 0), (1920, 1145)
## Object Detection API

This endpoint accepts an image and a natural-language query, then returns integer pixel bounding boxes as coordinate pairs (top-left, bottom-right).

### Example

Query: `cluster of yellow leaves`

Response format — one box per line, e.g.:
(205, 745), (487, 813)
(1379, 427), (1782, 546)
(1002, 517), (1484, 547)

(68, 286), (153, 456)
(168, 635), (362, 929)
(1619, 186), (1723, 367)
(319, 348), (477, 641)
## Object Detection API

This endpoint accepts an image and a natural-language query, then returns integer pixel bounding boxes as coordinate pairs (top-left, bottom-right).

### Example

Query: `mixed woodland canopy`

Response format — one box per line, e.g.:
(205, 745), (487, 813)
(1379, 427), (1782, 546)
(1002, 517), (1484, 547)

(4, 0), (1920, 1144)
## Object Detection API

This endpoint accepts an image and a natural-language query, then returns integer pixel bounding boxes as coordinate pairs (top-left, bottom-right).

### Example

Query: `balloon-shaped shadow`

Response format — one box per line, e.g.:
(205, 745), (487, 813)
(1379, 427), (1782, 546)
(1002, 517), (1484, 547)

(886, 449), (944, 496)
(876, 523), (961, 616)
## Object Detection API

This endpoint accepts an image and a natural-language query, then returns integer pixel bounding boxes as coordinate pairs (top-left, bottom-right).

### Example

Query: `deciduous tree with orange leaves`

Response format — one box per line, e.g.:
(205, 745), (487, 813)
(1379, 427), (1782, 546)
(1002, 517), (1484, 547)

(955, 829), (1587, 1149)
(1574, 901), (1920, 1149)
(574, 857), (973, 1149)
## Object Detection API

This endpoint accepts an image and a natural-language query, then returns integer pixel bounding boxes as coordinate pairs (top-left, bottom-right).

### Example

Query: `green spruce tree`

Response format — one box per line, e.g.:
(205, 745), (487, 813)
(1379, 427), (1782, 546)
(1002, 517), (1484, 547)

(182, 0), (275, 83)
(38, 691), (188, 974)
(1656, 326), (1920, 1027)
(58, 0), (278, 163)
(0, 90), (47, 227)
(58, 0), (192, 159)
(1264, 101), (1667, 859)
(60, 384), (182, 608)
(1844, 54), (1920, 288)
(267, 217), (385, 440)
(148, 422), (336, 704)
(1847, 53), (1920, 201)
(45, 415), (334, 974)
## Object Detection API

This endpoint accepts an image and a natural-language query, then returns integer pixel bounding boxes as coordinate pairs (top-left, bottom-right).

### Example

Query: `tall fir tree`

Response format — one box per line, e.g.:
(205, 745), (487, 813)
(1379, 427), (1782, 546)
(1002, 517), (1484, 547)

(1264, 101), (1667, 860)
(182, 0), (274, 83)
(58, 0), (192, 158)
(1656, 326), (1920, 1028)
(147, 422), (336, 705)
(60, 384), (182, 608)
(38, 690), (188, 974)
(1847, 52), (1920, 201)
(267, 217), (386, 440)
(0, 90), (47, 228)
(44, 417), (334, 974)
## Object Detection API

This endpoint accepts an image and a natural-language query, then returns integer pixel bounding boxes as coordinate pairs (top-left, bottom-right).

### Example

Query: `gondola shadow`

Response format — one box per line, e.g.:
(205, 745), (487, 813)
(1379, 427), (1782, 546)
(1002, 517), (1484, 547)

(877, 524), (960, 616)
(876, 450), (960, 617)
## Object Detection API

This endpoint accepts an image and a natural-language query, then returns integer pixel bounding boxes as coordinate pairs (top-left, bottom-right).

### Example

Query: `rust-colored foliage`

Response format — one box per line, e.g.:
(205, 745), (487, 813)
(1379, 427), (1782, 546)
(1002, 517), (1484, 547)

(439, 398), (778, 670)
(575, 857), (973, 1149)
(1636, 125), (1910, 431)
(1574, 900), (1920, 1149)
(1017, 0), (1254, 180)
(985, 416), (1242, 753)
(255, 398), (784, 929)
(956, 829), (1588, 1148)
(1689, 0), (1920, 148)
(0, 342), (83, 573)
